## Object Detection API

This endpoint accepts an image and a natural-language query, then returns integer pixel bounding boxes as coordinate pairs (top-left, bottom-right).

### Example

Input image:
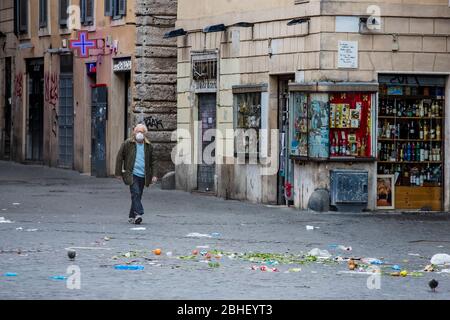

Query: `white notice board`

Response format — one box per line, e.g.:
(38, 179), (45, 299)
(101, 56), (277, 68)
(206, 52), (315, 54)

(338, 41), (358, 69)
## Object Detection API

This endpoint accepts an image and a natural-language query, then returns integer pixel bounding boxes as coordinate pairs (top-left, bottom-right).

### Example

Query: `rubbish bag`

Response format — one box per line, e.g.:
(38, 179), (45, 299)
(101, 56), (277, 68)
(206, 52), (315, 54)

(430, 254), (450, 266)
(308, 248), (331, 259)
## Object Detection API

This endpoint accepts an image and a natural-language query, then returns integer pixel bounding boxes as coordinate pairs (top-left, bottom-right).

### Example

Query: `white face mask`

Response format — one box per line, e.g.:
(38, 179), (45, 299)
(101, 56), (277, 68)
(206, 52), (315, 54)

(136, 132), (145, 142)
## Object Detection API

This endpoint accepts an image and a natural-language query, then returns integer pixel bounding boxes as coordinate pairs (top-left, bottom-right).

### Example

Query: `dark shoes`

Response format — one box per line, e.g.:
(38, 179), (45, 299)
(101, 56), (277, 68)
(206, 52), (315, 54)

(128, 214), (143, 225)
(134, 215), (143, 225)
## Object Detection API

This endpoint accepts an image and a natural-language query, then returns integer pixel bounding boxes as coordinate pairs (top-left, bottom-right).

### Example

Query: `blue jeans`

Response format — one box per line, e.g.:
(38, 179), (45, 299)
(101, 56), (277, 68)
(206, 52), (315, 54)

(129, 175), (145, 218)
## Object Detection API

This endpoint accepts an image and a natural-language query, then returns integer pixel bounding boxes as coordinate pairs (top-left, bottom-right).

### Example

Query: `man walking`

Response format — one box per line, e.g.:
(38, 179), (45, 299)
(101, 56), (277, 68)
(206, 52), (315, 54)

(116, 124), (157, 224)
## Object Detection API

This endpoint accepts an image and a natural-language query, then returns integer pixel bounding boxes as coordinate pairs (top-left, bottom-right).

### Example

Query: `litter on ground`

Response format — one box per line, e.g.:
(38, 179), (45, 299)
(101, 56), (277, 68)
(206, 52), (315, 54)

(430, 253), (450, 266)
(186, 233), (213, 238)
(0, 217), (13, 223)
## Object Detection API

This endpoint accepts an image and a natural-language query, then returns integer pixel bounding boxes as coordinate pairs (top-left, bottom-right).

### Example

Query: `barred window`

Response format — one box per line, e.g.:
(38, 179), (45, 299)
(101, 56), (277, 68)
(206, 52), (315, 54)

(234, 92), (262, 156)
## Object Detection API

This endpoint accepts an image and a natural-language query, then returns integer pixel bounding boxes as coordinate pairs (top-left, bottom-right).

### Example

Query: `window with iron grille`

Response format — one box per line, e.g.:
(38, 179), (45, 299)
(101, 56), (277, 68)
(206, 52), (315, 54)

(14, 0), (28, 35)
(81, 0), (95, 26)
(192, 59), (217, 90)
(234, 92), (262, 156)
(105, 0), (127, 19)
(39, 0), (48, 29)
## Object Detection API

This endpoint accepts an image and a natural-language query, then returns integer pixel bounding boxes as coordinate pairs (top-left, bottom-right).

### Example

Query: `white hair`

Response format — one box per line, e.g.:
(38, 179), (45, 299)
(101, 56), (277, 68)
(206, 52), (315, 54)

(134, 124), (148, 133)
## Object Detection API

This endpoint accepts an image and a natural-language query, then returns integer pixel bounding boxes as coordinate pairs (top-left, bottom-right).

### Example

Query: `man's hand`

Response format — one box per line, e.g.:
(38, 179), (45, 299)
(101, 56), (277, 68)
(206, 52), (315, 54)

(152, 176), (158, 184)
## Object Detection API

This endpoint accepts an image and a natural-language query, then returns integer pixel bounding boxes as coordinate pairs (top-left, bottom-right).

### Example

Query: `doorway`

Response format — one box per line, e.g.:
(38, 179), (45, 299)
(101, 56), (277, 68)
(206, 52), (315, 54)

(197, 93), (216, 192)
(58, 55), (74, 169)
(3, 57), (12, 160)
(26, 59), (44, 162)
(277, 76), (295, 205)
(91, 85), (108, 177)
(124, 72), (131, 140)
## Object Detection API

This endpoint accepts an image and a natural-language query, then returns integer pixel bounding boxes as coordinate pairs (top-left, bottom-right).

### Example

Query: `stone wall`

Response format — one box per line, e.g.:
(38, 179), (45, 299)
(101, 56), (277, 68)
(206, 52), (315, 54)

(134, 0), (178, 177)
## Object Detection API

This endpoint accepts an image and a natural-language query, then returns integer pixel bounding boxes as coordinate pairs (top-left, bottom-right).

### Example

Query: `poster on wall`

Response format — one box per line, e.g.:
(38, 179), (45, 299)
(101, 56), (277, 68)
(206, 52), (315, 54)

(290, 93), (308, 157)
(308, 95), (329, 158)
(376, 175), (395, 210)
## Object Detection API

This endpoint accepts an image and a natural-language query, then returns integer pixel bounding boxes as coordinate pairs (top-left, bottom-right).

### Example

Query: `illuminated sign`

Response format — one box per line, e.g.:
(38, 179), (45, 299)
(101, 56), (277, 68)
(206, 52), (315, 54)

(87, 62), (97, 75)
(69, 31), (97, 58)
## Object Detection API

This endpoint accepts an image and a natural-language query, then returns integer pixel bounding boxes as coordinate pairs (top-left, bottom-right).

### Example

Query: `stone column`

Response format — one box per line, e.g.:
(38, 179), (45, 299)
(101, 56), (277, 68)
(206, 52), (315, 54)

(134, 0), (178, 177)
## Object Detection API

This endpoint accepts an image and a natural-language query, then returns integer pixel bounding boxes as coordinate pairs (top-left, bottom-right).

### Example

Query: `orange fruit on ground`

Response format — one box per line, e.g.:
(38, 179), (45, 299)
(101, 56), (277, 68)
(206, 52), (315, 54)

(153, 249), (162, 255)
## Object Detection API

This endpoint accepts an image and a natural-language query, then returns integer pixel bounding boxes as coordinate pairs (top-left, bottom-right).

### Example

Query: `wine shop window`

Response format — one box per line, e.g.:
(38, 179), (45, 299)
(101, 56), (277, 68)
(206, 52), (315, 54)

(377, 74), (446, 211)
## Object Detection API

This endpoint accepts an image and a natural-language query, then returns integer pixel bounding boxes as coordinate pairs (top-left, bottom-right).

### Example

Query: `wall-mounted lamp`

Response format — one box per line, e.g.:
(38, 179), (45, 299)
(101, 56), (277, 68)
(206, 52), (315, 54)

(203, 24), (226, 33)
(287, 17), (310, 26)
(164, 28), (188, 39)
(230, 22), (254, 28)
(392, 34), (399, 52)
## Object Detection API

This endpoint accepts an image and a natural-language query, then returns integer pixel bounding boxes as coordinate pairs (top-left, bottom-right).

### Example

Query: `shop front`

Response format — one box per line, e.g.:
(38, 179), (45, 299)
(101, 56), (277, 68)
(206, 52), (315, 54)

(288, 82), (379, 211)
(288, 76), (448, 212)
(377, 74), (446, 211)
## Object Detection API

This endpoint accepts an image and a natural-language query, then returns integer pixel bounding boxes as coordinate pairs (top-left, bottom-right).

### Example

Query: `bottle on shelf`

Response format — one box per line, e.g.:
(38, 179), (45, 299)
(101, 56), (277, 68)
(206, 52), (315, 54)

(423, 122), (428, 140)
(430, 126), (436, 140)
(436, 123), (441, 141)
(419, 121), (424, 140)
(424, 142), (429, 161)
(420, 143), (425, 162)
(398, 102), (404, 117)
(415, 142), (420, 162)
(381, 100), (386, 116)
(331, 137), (337, 156)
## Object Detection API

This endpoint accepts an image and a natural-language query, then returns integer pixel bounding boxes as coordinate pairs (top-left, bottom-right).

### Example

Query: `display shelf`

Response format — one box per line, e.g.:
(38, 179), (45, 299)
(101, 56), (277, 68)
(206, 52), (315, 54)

(378, 161), (442, 164)
(378, 116), (444, 120)
(378, 138), (442, 142)
(380, 95), (445, 100)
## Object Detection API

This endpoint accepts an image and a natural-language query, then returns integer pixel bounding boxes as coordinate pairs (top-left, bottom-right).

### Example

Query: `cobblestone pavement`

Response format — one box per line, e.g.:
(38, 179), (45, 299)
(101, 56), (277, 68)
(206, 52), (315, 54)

(1, 160), (450, 300)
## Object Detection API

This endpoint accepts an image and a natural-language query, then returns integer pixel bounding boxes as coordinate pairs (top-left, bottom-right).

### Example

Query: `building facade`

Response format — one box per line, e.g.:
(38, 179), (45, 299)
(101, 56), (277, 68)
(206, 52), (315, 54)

(0, 0), (177, 178)
(174, 0), (450, 212)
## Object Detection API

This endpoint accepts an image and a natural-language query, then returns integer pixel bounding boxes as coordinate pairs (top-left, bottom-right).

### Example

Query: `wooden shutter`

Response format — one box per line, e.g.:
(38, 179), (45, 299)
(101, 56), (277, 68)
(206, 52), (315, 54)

(85, 0), (94, 24)
(80, 0), (85, 24)
(14, 0), (19, 35)
(59, 0), (69, 27)
(104, 0), (113, 16)
(19, 0), (28, 33)
(118, 0), (126, 16)
(39, 0), (48, 28)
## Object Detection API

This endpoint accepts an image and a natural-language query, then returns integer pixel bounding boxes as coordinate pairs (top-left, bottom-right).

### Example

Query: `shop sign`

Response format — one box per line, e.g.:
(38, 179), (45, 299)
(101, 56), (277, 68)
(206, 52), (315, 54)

(338, 41), (358, 69)
(113, 58), (132, 73)
(87, 62), (97, 75)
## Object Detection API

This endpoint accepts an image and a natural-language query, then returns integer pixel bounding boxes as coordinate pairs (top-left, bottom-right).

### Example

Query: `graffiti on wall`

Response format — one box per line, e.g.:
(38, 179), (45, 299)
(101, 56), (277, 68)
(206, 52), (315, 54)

(45, 72), (60, 137)
(144, 116), (164, 130)
(45, 72), (59, 107)
(14, 73), (23, 98)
